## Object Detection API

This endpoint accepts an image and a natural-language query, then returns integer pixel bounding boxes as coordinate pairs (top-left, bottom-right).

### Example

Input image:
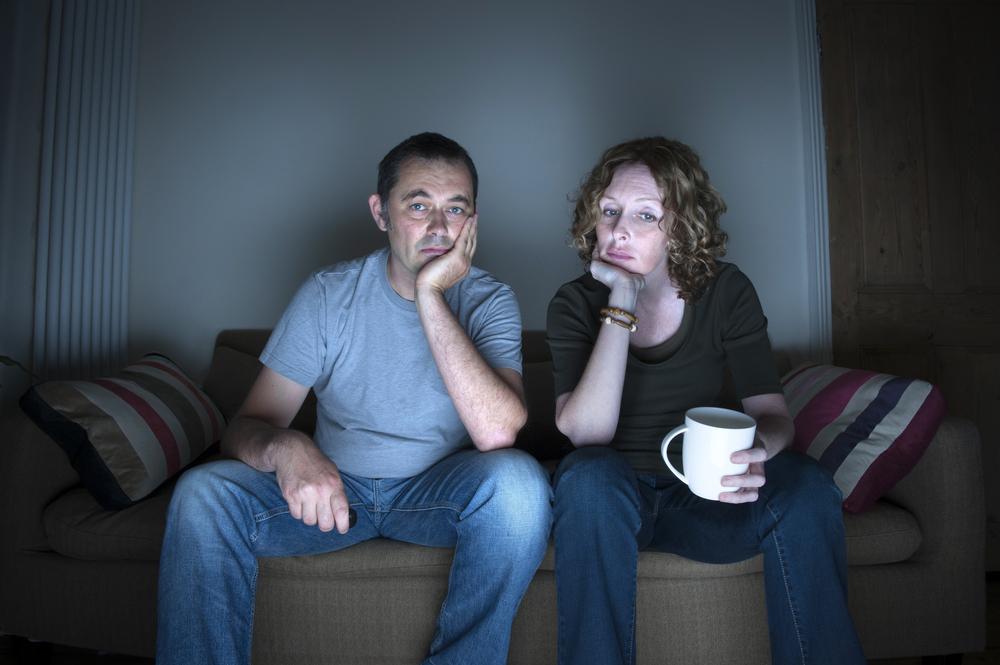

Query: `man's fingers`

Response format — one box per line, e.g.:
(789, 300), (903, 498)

(466, 215), (478, 259)
(316, 498), (337, 532)
(332, 499), (353, 535)
(299, 499), (318, 527)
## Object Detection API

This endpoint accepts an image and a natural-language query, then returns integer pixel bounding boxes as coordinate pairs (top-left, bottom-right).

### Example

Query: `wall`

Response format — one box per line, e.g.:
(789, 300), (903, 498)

(0, 0), (48, 416)
(126, 0), (815, 381)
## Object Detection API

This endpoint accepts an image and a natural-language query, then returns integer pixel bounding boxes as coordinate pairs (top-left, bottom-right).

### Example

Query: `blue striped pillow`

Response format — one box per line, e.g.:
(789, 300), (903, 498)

(20, 354), (226, 510)
(782, 364), (946, 514)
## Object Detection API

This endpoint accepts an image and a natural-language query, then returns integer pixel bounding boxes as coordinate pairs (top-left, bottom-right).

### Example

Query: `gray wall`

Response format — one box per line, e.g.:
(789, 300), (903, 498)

(4, 0), (818, 408)
(131, 0), (815, 381)
(0, 0), (48, 416)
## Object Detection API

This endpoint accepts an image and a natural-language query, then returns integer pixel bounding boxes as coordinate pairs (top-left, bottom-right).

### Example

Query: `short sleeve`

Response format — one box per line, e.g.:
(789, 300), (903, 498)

(259, 274), (327, 388)
(717, 268), (783, 400)
(546, 276), (604, 399)
(468, 284), (524, 373)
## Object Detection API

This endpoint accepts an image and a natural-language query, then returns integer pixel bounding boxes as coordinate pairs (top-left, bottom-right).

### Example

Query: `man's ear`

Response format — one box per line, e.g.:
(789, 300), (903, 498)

(369, 194), (388, 231)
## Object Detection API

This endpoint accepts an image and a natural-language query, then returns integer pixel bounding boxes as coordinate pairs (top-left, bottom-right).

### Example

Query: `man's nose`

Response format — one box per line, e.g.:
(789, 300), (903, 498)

(427, 208), (448, 235)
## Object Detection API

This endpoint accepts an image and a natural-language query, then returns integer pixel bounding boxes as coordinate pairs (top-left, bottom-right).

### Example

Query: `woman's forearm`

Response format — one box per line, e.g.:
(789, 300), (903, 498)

(555, 284), (639, 446)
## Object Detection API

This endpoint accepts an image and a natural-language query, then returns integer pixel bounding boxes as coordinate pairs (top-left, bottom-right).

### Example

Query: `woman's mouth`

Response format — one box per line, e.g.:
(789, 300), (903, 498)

(604, 249), (632, 262)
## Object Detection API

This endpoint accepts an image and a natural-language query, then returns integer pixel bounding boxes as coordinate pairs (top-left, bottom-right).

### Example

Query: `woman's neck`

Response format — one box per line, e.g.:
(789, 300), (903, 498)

(636, 261), (679, 310)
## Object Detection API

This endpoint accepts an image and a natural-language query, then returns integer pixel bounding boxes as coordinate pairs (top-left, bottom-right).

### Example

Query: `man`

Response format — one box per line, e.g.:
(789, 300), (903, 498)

(156, 133), (553, 664)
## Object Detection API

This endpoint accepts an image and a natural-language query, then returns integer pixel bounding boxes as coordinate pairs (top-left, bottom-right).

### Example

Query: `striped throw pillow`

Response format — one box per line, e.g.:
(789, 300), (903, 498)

(782, 363), (946, 514)
(20, 354), (226, 510)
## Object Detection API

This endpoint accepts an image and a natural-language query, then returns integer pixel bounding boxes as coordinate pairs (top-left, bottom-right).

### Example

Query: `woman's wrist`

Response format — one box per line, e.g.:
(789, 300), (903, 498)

(607, 282), (640, 314)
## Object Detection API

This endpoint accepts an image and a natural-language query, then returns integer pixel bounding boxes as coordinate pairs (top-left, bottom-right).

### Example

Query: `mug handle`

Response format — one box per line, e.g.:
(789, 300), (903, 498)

(660, 425), (688, 485)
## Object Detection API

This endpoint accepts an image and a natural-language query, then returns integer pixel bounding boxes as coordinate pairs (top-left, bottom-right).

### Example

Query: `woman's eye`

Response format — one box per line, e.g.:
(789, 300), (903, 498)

(640, 213), (657, 222)
(602, 209), (619, 217)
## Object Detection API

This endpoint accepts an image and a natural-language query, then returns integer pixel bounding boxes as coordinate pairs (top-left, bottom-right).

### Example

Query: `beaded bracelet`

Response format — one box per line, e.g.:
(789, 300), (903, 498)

(599, 313), (637, 332)
(600, 307), (638, 325)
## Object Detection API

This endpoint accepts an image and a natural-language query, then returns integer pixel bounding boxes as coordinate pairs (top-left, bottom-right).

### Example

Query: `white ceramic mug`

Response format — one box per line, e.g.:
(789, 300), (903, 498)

(660, 407), (757, 501)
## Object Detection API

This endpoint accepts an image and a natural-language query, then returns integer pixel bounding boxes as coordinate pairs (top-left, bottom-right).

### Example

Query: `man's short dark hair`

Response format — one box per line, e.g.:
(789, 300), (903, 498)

(377, 133), (479, 207)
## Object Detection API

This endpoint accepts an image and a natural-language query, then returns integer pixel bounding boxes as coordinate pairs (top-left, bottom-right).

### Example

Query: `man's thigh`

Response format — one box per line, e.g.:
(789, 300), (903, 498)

(375, 447), (551, 548)
(192, 460), (380, 558)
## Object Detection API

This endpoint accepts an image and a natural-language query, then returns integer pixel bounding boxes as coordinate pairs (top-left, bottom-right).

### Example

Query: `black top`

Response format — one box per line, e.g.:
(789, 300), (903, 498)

(546, 262), (783, 474)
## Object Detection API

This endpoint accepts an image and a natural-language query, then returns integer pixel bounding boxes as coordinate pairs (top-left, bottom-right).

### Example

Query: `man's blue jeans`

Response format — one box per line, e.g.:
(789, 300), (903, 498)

(156, 447), (553, 665)
(552, 446), (866, 665)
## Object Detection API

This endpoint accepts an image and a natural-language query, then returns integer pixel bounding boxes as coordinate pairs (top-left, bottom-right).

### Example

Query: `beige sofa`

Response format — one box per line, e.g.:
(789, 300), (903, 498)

(0, 329), (986, 663)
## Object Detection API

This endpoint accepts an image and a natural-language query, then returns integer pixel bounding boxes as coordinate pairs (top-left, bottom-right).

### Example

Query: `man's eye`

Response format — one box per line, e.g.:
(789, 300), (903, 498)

(411, 203), (426, 211)
(449, 206), (463, 214)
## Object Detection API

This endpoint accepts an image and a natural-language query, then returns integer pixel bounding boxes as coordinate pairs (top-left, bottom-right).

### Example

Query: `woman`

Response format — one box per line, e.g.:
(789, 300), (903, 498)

(547, 137), (865, 664)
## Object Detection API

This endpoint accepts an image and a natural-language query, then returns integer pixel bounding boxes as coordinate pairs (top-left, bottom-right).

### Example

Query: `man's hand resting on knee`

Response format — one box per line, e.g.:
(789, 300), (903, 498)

(221, 365), (353, 534)
(269, 434), (352, 534)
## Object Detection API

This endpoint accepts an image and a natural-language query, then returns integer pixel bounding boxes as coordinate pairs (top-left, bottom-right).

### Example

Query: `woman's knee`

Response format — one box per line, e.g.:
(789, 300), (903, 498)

(764, 452), (843, 516)
(553, 447), (639, 517)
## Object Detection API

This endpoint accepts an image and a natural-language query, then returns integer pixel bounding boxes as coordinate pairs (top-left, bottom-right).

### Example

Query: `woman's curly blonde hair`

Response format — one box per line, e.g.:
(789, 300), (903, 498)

(569, 137), (728, 304)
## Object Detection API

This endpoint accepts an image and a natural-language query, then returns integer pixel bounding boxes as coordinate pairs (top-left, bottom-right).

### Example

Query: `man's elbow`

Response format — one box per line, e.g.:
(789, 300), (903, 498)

(474, 409), (527, 452)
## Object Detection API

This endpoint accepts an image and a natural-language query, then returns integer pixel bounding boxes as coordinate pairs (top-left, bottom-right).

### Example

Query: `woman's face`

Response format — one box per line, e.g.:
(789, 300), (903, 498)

(594, 162), (671, 277)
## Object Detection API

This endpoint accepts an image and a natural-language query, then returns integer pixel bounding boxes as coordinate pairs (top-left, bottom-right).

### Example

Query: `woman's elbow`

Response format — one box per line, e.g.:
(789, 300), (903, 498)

(556, 414), (613, 448)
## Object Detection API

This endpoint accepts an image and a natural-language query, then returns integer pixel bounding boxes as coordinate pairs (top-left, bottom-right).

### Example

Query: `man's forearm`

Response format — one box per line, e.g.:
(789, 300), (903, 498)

(414, 288), (527, 451)
(221, 416), (313, 472)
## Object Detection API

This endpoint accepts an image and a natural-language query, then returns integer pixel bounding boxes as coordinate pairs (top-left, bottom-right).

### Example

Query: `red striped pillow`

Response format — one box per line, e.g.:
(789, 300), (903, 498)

(782, 363), (946, 514)
(20, 354), (226, 510)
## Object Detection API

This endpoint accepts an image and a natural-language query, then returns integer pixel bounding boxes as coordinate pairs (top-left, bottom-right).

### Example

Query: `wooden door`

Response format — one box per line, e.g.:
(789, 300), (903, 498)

(817, 0), (1000, 566)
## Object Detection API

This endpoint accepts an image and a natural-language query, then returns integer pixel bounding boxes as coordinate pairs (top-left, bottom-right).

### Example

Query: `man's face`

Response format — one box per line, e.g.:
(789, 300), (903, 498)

(371, 157), (476, 290)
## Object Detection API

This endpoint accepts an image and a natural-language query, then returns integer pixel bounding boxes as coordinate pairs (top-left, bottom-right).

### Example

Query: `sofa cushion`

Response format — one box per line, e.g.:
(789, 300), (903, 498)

(782, 363), (947, 514)
(44, 485), (171, 561)
(202, 346), (263, 424)
(203, 345), (319, 436)
(20, 354), (226, 510)
(42, 475), (920, 569)
(516, 361), (572, 461)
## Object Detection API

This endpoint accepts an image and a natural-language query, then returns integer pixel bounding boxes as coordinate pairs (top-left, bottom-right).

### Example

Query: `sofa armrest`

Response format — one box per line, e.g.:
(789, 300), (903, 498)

(881, 415), (984, 567)
(0, 407), (83, 556)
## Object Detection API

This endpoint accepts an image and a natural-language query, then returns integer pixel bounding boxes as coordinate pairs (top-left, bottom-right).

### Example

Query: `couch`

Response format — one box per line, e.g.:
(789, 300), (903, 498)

(0, 329), (986, 663)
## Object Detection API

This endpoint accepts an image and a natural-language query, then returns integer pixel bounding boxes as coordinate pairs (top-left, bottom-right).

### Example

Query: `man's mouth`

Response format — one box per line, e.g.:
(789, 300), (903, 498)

(419, 241), (452, 256)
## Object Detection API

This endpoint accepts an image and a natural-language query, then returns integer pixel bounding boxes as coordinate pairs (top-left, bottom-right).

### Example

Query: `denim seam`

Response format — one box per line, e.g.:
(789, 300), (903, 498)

(390, 502), (463, 514)
(627, 550), (638, 665)
(767, 501), (807, 665)
(247, 563), (258, 661)
(254, 506), (289, 525)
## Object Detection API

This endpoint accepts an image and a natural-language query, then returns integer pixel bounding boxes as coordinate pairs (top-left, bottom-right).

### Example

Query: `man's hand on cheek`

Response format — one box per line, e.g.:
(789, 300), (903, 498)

(416, 215), (478, 295)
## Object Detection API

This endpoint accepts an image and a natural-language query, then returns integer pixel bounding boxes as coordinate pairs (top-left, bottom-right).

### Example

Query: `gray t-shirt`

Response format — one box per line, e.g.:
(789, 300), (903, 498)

(261, 247), (522, 478)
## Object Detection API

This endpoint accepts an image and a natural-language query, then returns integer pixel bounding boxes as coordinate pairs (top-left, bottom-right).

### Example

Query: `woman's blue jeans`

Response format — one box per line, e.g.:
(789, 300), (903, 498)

(156, 447), (553, 665)
(552, 446), (866, 665)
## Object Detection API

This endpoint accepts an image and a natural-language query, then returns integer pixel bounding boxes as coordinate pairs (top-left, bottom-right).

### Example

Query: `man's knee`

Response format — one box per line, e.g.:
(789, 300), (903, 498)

(471, 448), (552, 536)
(168, 460), (258, 525)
